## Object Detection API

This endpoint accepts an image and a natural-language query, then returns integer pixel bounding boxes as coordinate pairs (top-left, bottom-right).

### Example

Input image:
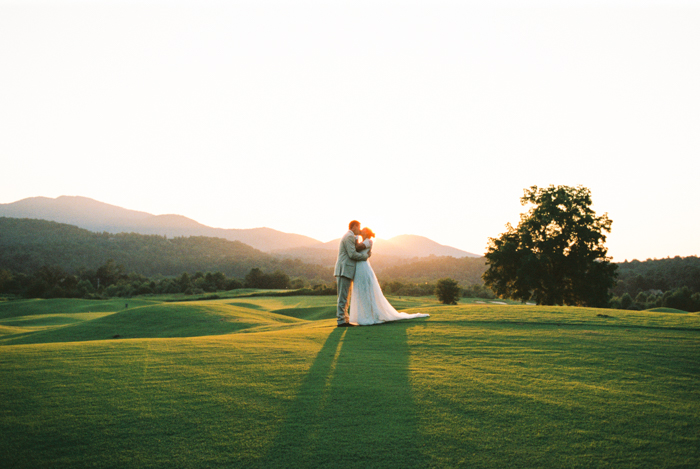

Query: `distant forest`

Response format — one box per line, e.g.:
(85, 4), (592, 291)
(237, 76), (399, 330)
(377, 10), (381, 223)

(0, 218), (490, 299)
(375, 255), (487, 285)
(611, 256), (700, 311)
(614, 257), (700, 295)
(1, 217), (699, 310)
(0, 217), (330, 280)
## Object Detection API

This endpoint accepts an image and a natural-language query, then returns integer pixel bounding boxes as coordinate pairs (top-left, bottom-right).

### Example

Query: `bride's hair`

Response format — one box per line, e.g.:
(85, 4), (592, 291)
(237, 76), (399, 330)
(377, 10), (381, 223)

(362, 227), (375, 239)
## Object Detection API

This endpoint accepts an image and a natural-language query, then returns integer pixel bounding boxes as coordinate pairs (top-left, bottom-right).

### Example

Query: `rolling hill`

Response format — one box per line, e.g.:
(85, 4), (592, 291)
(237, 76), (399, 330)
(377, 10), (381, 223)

(0, 217), (331, 281)
(0, 217), (485, 286)
(0, 196), (321, 252)
(0, 196), (480, 258)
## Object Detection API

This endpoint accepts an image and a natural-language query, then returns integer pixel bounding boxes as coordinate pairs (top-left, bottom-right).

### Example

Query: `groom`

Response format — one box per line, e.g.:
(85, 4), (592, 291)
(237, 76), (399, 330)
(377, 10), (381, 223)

(334, 220), (371, 327)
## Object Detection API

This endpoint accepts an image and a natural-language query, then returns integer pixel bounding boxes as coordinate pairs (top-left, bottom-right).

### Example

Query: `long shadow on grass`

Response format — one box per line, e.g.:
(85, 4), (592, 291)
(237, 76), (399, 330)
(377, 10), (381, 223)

(260, 322), (428, 468)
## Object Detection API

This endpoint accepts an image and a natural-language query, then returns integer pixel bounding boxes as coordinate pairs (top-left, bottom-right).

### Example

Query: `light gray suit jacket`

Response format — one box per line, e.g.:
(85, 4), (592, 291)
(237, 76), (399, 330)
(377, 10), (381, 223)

(334, 230), (369, 279)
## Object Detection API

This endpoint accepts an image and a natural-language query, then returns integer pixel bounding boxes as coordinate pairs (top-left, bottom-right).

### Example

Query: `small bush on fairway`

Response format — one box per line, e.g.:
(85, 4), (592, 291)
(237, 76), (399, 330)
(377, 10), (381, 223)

(435, 278), (460, 305)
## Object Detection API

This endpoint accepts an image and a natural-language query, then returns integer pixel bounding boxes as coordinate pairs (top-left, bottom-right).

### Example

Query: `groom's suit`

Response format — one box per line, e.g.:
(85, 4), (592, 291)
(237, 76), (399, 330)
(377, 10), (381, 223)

(334, 230), (370, 325)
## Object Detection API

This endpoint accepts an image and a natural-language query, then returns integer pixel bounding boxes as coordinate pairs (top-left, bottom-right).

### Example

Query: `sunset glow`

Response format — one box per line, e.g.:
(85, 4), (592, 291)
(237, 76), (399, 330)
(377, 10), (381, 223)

(1, 1), (698, 261)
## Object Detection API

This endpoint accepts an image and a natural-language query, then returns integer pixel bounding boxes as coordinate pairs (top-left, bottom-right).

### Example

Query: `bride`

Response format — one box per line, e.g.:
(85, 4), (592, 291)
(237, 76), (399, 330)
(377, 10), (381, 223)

(349, 227), (430, 326)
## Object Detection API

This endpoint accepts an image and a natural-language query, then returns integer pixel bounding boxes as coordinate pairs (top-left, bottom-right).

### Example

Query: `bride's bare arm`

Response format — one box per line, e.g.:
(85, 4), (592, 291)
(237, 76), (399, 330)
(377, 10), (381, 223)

(356, 239), (372, 258)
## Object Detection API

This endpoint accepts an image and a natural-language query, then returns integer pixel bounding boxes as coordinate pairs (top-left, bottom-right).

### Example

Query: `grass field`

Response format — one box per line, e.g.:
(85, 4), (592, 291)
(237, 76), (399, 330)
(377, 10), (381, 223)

(1, 295), (699, 468)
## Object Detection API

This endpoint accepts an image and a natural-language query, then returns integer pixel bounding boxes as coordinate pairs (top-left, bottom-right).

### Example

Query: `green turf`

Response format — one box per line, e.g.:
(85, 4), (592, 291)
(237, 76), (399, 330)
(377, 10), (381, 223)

(1, 296), (698, 468)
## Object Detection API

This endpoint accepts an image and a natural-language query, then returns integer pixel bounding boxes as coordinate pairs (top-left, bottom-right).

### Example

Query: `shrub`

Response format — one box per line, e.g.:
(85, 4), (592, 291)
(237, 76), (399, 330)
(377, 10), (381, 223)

(436, 278), (461, 305)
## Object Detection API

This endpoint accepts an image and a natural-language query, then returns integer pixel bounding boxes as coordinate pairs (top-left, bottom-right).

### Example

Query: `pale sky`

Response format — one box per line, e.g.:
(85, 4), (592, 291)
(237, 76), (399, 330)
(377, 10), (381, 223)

(1, 0), (699, 261)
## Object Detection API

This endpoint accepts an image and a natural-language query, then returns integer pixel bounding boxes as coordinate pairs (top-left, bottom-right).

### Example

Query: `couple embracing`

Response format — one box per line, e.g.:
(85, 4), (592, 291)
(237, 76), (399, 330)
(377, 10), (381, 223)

(334, 220), (430, 327)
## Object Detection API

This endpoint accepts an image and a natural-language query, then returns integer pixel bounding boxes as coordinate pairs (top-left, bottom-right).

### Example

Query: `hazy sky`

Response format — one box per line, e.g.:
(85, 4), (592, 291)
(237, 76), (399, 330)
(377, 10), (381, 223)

(1, 0), (698, 261)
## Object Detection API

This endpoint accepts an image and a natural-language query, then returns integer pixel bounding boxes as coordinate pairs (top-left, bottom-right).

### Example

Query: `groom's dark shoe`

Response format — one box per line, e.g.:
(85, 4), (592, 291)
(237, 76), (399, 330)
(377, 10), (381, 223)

(337, 322), (357, 327)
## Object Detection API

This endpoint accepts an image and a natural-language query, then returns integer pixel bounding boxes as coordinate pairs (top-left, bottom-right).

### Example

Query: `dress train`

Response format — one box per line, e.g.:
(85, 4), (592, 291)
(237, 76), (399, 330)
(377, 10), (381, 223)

(349, 258), (430, 326)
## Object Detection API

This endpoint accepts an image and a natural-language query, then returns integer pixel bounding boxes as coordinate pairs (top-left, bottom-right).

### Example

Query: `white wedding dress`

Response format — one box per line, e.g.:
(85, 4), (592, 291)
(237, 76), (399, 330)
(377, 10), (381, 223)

(349, 238), (430, 325)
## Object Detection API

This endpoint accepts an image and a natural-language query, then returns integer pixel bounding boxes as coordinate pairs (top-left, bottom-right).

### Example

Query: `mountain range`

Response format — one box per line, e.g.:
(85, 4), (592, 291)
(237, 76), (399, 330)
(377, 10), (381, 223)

(0, 196), (481, 260)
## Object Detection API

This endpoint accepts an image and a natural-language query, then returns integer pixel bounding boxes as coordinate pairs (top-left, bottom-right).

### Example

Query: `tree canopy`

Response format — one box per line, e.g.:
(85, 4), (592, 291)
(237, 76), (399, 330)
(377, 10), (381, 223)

(483, 185), (617, 307)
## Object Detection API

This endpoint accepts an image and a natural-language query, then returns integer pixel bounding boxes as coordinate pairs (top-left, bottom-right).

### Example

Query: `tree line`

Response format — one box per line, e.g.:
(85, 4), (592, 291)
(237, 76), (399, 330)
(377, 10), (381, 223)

(0, 259), (319, 299)
(610, 287), (700, 312)
(0, 258), (490, 301)
(375, 255), (487, 285)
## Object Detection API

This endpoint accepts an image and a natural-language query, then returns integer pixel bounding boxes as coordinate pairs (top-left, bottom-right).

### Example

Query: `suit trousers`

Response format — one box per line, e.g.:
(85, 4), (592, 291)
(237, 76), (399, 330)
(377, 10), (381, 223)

(336, 276), (353, 325)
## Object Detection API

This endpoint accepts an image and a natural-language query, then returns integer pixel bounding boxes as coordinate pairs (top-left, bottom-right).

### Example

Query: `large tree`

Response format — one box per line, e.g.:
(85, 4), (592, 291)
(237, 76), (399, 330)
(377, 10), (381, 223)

(483, 185), (617, 307)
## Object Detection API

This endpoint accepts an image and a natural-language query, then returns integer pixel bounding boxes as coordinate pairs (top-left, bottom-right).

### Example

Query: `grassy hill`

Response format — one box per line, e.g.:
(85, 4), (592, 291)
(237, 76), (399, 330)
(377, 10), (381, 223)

(1, 296), (699, 468)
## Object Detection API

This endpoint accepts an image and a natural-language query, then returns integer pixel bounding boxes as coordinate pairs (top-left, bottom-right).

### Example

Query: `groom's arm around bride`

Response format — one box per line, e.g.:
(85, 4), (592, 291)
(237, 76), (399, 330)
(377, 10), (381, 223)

(334, 226), (370, 279)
